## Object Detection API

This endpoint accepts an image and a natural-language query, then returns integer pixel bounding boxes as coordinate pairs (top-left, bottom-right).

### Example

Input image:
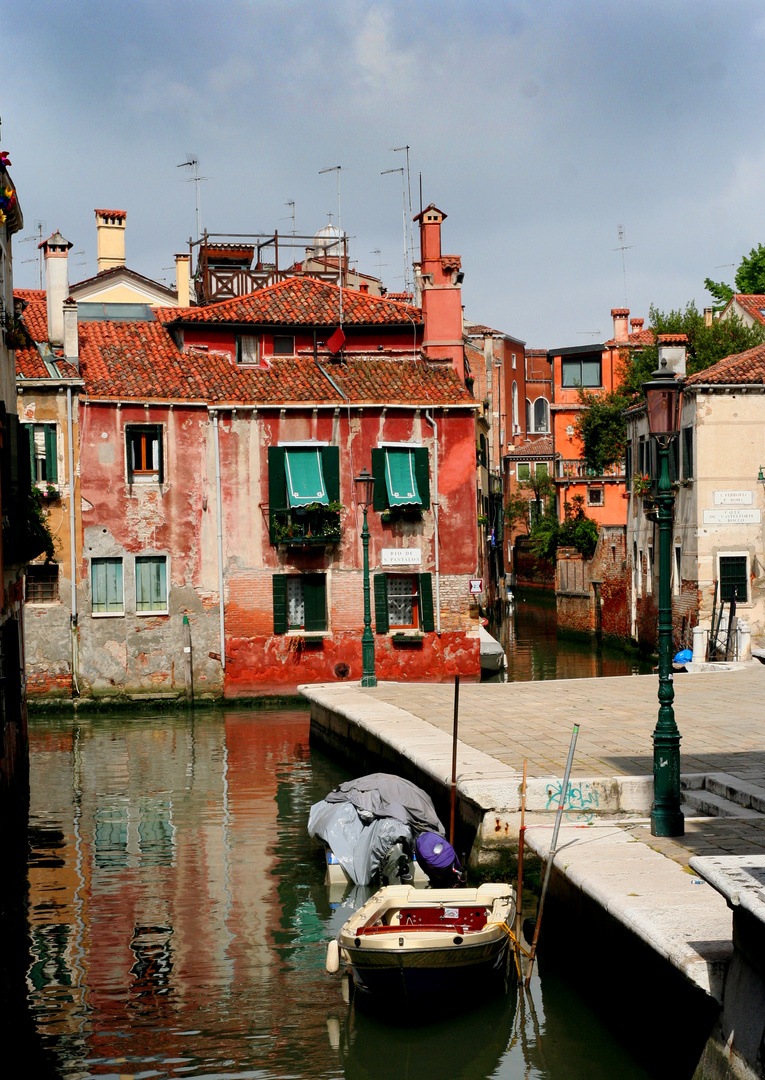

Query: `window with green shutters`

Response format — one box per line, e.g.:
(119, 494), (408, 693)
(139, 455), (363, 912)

(25, 423), (58, 485)
(272, 574), (327, 633)
(136, 556), (168, 613)
(374, 573), (435, 633)
(268, 445), (341, 545)
(91, 558), (124, 614)
(371, 446), (430, 514)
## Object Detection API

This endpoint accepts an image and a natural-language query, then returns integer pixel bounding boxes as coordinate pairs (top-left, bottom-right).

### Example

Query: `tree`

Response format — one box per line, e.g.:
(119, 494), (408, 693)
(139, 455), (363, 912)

(530, 494), (599, 562)
(575, 389), (630, 474)
(705, 243), (765, 304)
(505, 471), (556, 536)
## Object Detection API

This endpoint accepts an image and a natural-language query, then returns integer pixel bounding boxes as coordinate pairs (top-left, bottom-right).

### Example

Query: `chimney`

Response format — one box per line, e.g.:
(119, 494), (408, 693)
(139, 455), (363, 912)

(95, 208), (127, 273)
(175, 253), (191, 307)
(704, 307), (713, 328)
(657, 334), (687, 377)
(359, 280), (369, 294)
(611, 308), (629, 342)
(414, 203), (465, 380)
(63, 298), (78, 367)
(630, 317), (644, 335)
(40, 230), (73, 345)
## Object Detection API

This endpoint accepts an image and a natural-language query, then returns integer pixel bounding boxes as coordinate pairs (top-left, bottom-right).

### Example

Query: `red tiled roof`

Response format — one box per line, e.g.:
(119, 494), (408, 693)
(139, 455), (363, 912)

(158, 276), (423, 327)
(729, 295), (765, 326)
(77, 319), (471, 406)
(505, 435), (554, 458)
(15, 290), (48, 342)
(94, 208), (126, 218)
(16, 345), (80, 381)
(685, 342), (765, 386)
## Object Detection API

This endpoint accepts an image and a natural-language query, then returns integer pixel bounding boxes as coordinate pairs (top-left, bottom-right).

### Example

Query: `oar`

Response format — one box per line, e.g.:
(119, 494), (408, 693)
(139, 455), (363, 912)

(514, 759), (528, 983)
(524, 723), (580, 988)
(449, 675), (460, 846)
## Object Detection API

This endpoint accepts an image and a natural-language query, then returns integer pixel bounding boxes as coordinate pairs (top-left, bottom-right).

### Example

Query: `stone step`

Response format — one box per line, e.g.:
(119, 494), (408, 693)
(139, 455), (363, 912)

(704, 772), (765, 814)
(683, 789), (762, 819)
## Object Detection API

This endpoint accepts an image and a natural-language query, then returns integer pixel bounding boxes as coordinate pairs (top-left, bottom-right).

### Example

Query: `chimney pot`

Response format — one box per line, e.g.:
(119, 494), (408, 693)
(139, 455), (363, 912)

(174, 253), (191, 307)
(63, 298), (78, 367)
(95, 208), (127, 273)
(40, 230), (73, 345)
(611, 307), (629, 342)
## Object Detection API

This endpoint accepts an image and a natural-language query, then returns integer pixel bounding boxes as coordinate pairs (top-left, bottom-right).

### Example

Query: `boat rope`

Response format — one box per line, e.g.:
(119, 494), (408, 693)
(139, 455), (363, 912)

(488, 921), (532, 981)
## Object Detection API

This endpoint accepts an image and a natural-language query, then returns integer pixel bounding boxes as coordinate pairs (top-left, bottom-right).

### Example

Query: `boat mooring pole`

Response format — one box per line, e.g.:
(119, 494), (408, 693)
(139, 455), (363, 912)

(515, 759), (528, 982)
(449, 675), (460, 846)
(524, 723), (580, 988)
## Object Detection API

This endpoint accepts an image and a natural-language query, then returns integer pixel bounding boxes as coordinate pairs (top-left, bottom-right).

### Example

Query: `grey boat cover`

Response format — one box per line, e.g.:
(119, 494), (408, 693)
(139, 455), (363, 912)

(307, 773), (445, 886)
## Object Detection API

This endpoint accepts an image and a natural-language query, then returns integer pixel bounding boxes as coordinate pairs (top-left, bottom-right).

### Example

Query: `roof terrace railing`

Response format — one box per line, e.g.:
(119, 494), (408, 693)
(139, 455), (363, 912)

(556, 459), (626, 480)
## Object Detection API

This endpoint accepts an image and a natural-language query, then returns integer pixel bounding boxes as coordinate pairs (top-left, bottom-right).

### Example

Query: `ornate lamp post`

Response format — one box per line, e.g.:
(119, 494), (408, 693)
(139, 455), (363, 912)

(354, 467), (377, 687)
(643, 362), (684, 837)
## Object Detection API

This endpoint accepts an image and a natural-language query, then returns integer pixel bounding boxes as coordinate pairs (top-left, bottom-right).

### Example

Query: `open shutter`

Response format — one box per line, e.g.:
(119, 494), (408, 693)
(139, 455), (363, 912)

(45, 425), (58, 484)
(268, 446), (287, 543)
(156, 429), (164, 484)
(321, 445), (340, 503)
(414, 447), (430, 510)
(126, 430), (134, 484)
(304, 574), (327, 632)
(374, 574), (389, 634)
(371, 448), (387, 511)
(272, 575), (288, 634)
(418, 573), (435, 632)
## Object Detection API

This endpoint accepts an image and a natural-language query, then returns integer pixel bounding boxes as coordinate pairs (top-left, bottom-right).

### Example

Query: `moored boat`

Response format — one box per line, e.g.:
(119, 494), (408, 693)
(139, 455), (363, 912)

(327, 883), (515, 1005)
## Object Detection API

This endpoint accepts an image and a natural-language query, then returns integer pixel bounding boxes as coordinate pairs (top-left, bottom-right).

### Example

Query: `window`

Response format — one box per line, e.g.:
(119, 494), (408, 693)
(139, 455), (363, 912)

(371, 446), (430, 511)
(525, 399), (532, 431)
(127, 425), (163, 483)
(512, 381), (519, 429)
(373, 573), (435, 634)
(516, 462), (530, 481)
(637, 549), (643, 597)
(561, 357), (601, 388)
(237, 335), (260, 365)
(26, 564), (59, 603)
(91, 558), (124, 614)
(625, 441), (633, 481)
(136, 556), (168, 613)
(511, 352), (517, 369)
(719, 554), (748, 604)
(272, 574), (327, 632)
(646, 546), (653, 595)
(273, 335), (295, 356)
(25, 423), (57, 484)
(535, 461), (549, 478)
(268, 445), (341, 545)
(673, 545), (682, 597)
(533, 398), (550, 433)
(587, 486), (603, 506)
(682, 426), (693, 480)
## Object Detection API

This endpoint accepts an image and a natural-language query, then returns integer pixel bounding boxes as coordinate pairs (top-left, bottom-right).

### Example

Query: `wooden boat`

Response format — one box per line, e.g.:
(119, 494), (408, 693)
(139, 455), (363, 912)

(327, 883), (515, 1005)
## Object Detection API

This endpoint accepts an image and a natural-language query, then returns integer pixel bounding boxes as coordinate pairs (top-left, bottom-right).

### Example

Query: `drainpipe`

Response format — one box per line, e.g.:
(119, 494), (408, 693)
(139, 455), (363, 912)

(424, 411), (441, 634)
(213, 411), (226, 672)
(67, 387), (79, 695)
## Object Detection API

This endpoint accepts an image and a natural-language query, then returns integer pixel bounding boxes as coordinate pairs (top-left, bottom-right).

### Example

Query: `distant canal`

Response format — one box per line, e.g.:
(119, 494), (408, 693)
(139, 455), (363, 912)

(490, 587), (652, 681)
(8, 709), (659, 1079)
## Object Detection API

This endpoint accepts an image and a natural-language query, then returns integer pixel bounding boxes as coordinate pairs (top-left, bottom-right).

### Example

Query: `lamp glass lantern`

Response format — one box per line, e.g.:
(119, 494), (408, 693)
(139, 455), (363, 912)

(354, 468), (375, 509)
(643, 367), (682, 439)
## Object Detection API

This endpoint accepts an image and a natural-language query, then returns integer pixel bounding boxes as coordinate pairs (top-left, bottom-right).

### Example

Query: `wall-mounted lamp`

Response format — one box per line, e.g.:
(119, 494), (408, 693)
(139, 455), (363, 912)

(758, 466), (765, 483)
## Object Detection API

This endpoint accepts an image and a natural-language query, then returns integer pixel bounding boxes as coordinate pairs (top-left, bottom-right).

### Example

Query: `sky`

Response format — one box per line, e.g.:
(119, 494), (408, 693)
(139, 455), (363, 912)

(4, 0), (765, 347)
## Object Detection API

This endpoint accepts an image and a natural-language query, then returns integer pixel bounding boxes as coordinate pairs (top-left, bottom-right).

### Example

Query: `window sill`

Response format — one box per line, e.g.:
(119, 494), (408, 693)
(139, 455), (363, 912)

(391, 631), (424, 644)
(136, 610), (169, 617)
(91, 611), (125, 618)
(286, 630), (330, 639)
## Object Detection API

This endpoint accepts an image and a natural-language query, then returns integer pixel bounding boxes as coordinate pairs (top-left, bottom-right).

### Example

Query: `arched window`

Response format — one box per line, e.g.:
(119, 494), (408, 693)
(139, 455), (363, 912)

(525, 399), (532, 432)
(512, 381), (519, 430)
(533, 397), (550, 433)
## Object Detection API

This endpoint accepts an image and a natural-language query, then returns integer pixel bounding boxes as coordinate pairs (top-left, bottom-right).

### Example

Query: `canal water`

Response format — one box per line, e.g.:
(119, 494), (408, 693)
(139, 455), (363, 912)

(492, 588), (653, 681)
(14, 708), (657, 1079)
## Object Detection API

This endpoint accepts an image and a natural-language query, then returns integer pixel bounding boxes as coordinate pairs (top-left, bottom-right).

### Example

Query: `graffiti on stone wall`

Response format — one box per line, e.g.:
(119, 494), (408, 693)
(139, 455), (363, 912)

(546, 779), (600, 822)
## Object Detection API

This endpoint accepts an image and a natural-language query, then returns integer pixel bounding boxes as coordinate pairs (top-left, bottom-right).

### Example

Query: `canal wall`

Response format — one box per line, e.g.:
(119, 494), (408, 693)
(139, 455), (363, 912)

(556, 527), (631, 642)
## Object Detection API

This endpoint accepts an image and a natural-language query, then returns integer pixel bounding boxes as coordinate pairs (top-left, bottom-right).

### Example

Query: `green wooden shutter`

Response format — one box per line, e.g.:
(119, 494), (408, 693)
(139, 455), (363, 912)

(418, 573), (435, 632)
(44, 425), (57, 484)
(321, 445), (340, 503)
(374, 574), (389, 634)
(126, 430), (134, 484)
(268, 446), (287, 543)
(414, 447), (430, 509)
(25, 425), (35, 483)
(371, 448), (387, 511)
(272, 574), (288, 634)
(304, 574), (327, 632)
(156, 428), (164, 484)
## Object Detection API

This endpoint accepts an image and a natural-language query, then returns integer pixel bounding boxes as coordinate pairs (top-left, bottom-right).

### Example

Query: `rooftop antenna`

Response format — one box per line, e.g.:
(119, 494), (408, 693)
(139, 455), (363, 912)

(319, 165), (344, 327)
(382, 166), (409, 294)
(576, 330), (602, 339)
(371, 249), (387, 281)
(613, 224), (633, 306)
(280, 200), (297, 270)
(74, 249), (87, 279)
(19, 219), (47, 289)
(392, 145), (415, 286)
(177, 156), (209, 243)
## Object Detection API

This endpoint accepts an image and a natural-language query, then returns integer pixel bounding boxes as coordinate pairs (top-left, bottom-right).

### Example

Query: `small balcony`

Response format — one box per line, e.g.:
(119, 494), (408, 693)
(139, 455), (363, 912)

(556, 459), (626, 481)
(269, 503), (342, 547)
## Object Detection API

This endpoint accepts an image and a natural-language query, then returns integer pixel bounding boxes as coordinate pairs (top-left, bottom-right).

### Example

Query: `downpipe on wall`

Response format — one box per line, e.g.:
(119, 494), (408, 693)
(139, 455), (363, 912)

(67, 387), (80, 695)
(424, 411), (441, 635)
(213, 411), (226, 673)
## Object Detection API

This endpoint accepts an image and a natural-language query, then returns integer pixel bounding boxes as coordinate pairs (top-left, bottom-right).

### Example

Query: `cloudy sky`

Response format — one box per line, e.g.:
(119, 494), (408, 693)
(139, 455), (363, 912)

(4, 0), (765, 346)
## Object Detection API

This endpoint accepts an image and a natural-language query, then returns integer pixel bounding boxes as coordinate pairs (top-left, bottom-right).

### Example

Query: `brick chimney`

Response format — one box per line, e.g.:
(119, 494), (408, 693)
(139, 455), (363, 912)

(39, 230), (73, 345)
(630, 317), (644, 336)
(657, 334), (687, 377)
(414, 203), (465, 380)
(175, 253), (191, 307)
(95, 208), (127, 273)
(611, 308), (629, 342)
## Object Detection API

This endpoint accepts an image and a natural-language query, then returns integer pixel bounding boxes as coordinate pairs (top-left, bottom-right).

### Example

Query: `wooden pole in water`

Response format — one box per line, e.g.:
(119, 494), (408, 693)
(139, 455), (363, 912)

(524, 723), (580, 988)
(515, 758), (528, 981)
(449, 674), (460, 847)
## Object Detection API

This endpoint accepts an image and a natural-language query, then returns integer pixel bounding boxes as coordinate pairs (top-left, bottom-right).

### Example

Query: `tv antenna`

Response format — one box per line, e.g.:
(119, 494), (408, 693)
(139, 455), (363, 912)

(613, 225), (633, 305)
(371, 249), (387, 281)
(20, 219), (47, 289)
(177, 156), (209, 242)
(74, 249), (87, 279)
(279, 200), (297, 269)
(319, 165), (345, 325)
(382, 166), (409, 293)
(392, 145), (414, 284)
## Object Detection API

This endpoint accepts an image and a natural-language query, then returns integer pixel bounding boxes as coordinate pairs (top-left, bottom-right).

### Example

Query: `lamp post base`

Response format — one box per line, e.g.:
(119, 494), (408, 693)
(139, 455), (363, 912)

(650, 808), (685, 837)
(360, 675), (377, 687)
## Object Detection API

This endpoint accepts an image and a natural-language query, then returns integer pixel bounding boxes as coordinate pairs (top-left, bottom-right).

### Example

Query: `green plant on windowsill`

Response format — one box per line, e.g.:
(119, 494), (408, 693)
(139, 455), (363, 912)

(477, 514), (490, 528)
(380, 505), (423, 524)
(271, 501), (343, 546)
(632, 473), (652, 499)
(42, 483), (59, 500)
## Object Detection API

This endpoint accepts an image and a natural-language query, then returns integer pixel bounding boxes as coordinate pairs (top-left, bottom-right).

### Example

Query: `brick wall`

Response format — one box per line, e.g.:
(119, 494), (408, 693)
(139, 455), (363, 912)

(556, 527), (630, 641)
(514, 538), (555, 588)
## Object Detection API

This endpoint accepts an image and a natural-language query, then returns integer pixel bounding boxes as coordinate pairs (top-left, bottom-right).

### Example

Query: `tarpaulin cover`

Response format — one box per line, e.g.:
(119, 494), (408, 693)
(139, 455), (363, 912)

(324, 772), (444, 833)
(416, 831), (459, 871)
(384, 449), (421, 507)
(285, 448), (328, 507)
(307, 799), (413, 885)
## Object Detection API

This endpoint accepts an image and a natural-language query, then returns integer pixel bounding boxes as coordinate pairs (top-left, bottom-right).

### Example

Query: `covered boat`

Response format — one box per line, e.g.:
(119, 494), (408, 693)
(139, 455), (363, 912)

(327, 883), (515, 1005)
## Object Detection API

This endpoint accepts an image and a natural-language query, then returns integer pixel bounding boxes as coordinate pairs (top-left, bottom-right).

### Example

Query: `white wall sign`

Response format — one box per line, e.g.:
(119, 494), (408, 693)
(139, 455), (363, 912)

(714, 490), (753, 506)
(469, 578), (484, 594)
(381, 547), (422, 566)
(703, 508), (761, 525)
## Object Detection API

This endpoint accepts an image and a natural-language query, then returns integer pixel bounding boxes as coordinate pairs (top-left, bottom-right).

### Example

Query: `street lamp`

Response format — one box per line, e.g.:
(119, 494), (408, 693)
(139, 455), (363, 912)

(643, 360), (684, 837)
(354, 467), (377, 687)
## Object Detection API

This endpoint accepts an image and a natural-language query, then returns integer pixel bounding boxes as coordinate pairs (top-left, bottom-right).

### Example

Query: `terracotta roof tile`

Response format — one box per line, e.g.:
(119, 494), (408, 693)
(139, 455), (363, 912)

(685, 342), (765, 386)
(15, 289), (48, 342)
(158, 276), (422, 327)
(505, 435), (554, 458)
(730, 295), (765, 326)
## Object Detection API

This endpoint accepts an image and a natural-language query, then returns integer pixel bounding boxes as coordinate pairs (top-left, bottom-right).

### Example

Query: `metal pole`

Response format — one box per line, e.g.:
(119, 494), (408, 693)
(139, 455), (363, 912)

(651, 438), (684, 836)
(213, 412), (226, 673)
(360, 504), (376, 686)
(450, 675), (460, 845)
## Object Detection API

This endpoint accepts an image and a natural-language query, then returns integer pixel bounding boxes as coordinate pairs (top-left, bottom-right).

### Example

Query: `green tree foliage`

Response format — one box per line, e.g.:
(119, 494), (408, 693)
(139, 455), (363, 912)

(705, 243), (765, 304)
(575, 389), (630, 473)
(529, 494), (599, 562)
(505, 471), (556, 536)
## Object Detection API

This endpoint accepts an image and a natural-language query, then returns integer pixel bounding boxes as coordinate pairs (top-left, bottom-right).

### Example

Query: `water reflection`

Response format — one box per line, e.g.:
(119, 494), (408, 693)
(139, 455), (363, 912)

(20, 709), (653, 1079)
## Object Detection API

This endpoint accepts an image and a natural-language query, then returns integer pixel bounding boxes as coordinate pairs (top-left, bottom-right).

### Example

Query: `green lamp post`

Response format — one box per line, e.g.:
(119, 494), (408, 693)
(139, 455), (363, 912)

(643, 362), (685, 837)
(354, 467), (377, 687)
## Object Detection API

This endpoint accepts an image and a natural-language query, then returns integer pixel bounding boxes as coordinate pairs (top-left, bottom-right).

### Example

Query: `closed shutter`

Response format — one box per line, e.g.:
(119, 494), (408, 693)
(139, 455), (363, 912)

(374, 574), (389, 634)
(272, 574), (288, 634)
(371, 448), (387, 511)
(418, 573), (435, 632)
(45, 425), (58, 484)
(303, 574), (327, 632)
(156, 430), (164, 484)
(413, 447), (430, 509)
(268, 447), (287, 543)
(321, 445), (340, 503)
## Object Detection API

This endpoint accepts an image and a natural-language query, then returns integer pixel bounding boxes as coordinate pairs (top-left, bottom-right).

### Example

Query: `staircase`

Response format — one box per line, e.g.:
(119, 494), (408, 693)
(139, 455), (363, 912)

(682, 772), (765, 818)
